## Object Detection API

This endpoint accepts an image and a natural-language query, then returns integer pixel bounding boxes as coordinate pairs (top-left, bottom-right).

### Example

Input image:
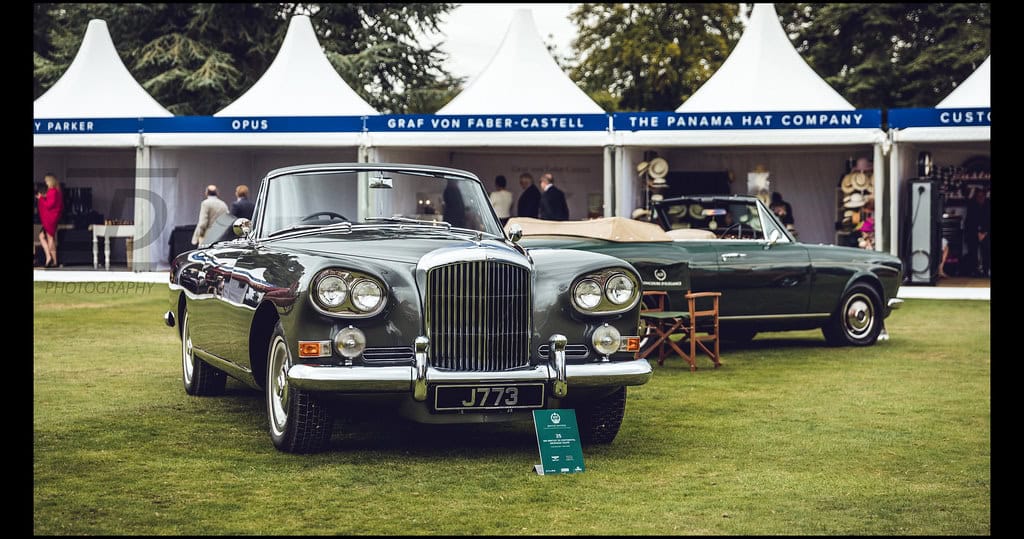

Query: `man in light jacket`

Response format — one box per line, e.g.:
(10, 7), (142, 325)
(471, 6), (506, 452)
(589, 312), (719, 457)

(191, 185), (229, 245)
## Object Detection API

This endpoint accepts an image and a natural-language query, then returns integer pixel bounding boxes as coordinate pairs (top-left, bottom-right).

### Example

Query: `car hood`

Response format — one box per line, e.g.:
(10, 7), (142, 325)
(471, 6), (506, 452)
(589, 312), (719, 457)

(266, 233), (522, 265)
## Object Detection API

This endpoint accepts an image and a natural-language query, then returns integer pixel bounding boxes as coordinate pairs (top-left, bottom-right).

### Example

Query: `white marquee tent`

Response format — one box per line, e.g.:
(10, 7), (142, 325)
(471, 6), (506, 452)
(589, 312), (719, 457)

(141, 14), (377, 270)
(34, 19), (174, 267)
(368, 8), (614, 222)
(887, 56), (990, 258)
(613, 3), (888, 247)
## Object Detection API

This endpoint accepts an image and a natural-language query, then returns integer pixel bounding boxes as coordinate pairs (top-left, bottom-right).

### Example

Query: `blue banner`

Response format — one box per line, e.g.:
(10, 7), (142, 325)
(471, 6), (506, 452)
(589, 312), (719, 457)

(613, 109), (882, 131)
(142, 115), (365, 133)
(34, 118), (142, 134)
(367, 114), (609, 132)
(887, 107), (990, 128)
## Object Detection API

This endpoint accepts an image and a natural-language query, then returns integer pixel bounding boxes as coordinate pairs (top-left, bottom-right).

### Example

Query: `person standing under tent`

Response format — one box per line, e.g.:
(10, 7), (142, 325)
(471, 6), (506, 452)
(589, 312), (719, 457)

(191, 185), (229, 246)
(516, 172), (540, 219)
(963, 185), (991, 277)
(538, 172), (569, 221)
(489, 175), (513, 226)
(231, 184), (255, 220)
(36, 172), (64, 268)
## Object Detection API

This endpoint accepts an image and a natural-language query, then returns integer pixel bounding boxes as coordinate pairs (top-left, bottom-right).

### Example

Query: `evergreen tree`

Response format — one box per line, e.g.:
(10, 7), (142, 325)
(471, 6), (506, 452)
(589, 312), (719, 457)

(773, 3), (990, 110)
(33, 3), (461, 115)
(567, 3), (743, 112)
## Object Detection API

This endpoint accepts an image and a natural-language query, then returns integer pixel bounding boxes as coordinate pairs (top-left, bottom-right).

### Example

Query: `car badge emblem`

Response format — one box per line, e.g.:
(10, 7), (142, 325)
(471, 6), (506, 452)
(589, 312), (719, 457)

(654, 269), (667, 281)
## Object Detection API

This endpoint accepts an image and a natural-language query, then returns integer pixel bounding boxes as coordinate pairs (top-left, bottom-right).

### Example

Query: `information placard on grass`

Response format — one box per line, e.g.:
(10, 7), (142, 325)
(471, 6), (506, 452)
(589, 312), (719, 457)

(532, 409), (585, 475)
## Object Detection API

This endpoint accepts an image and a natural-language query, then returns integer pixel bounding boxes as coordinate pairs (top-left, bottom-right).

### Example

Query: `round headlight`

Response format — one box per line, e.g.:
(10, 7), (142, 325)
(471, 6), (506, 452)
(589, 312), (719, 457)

(605, 273), (635, 305)
(351, 279), (384, 312)
(592, 324), (622, 356)
(316, 275), (348, 308)
(334, 326), (366, 359)
(573, 279), (602, 310)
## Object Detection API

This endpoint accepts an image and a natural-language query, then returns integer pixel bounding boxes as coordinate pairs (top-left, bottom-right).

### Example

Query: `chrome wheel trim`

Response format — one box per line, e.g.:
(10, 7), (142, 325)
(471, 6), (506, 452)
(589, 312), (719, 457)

(181, 312), (194, 385)
(843, 292), (875, 339)
(268, 335), (291, 437)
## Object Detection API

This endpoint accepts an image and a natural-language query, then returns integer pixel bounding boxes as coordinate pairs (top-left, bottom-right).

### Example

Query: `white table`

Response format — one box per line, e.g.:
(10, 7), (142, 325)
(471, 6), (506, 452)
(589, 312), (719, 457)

(92, 224), (135, 270)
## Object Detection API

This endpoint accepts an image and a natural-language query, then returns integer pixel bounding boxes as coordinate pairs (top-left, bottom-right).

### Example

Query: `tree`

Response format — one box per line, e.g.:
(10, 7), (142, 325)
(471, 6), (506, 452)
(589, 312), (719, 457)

(33, 3), (462, 115)
(567, 3), (743, 112)
(773, 3), (990, 110)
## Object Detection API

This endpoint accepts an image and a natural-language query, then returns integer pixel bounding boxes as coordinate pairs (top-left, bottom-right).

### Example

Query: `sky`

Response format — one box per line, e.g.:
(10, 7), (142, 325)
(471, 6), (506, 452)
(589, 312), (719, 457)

(429, 3), (580, 81)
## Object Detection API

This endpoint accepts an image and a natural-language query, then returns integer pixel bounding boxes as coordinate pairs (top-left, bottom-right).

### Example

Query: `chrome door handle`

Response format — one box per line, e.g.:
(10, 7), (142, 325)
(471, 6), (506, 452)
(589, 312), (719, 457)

(720, 253), (747, 260)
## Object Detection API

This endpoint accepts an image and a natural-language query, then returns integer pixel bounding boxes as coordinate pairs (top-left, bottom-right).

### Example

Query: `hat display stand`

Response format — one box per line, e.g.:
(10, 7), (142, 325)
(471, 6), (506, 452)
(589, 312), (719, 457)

(835, 157), (875, 247)
(638, 155), (669, 217)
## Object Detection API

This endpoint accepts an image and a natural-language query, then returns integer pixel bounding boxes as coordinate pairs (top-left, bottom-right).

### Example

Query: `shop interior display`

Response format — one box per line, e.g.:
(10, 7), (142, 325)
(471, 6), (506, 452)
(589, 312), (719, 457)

(835, 158), (875, 248)
(915, 152), (990, 276)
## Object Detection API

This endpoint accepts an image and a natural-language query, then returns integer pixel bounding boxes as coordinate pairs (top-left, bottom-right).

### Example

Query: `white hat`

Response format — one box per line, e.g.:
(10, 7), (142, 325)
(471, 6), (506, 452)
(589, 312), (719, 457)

(649, 157), (669, 178)
(636, 161), (649, 175)
(631, 208), (651, 219)
(844, 192), (867, 209)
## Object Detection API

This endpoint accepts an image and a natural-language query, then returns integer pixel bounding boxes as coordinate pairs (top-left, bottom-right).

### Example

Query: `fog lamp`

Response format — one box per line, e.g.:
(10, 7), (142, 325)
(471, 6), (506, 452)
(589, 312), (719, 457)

(592, 324), (621, 356)
(334, 326), (366, 359)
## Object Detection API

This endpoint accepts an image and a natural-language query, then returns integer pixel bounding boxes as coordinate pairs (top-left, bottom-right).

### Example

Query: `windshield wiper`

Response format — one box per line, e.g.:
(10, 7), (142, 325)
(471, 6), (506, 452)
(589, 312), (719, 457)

(365, 216), (452, 230)
(266, 224), (322, 237)
(265, 221), (353, 239)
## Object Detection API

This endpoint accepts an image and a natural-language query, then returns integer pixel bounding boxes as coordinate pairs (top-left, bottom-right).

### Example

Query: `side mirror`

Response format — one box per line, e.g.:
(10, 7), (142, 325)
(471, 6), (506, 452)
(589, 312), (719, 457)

(507, 223), (523, 244)
(232, 217), (252, 238)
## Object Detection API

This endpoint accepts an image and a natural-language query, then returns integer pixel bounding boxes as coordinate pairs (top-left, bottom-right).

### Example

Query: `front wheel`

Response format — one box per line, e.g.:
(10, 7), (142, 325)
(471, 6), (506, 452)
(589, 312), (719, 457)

(822, 283), (883, 346)
(181, 309), (226, 396)
(574, 386), (627, 444)
(266, 322), (334, 453)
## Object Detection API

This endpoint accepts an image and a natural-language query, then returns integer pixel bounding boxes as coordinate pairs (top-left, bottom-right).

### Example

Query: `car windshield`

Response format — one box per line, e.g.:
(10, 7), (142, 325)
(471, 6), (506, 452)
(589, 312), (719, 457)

(654, 197), (791, 241)
(259, 168), (504, 238)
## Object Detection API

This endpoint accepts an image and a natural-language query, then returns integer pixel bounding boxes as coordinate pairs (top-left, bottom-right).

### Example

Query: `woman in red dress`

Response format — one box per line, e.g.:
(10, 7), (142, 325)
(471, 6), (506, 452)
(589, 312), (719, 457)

(36, 173), (64, 268)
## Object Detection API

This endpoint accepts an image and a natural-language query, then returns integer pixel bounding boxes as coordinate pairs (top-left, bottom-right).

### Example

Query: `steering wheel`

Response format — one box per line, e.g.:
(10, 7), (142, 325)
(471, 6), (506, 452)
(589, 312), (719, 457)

(300, 211), (348, 223)
(718, 222), (751, 239)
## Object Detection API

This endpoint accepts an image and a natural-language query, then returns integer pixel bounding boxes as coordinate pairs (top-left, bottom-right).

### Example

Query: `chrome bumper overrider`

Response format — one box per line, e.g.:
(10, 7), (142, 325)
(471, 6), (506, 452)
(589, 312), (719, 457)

(287, 334), (652, 399)
(887, 298), (904, 309)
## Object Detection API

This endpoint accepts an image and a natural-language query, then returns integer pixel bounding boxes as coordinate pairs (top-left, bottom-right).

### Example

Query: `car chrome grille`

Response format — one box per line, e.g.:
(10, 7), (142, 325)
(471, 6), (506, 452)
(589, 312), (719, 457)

(426, 260), (531, 371)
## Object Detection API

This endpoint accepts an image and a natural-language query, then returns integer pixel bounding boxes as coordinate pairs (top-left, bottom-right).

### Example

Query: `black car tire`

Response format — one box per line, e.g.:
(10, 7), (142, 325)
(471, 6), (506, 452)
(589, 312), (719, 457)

(266, 322), (333, 453)
(822, 283), (883, 347)
(575, 386), (627, 444)
(181, 309), (227, 396)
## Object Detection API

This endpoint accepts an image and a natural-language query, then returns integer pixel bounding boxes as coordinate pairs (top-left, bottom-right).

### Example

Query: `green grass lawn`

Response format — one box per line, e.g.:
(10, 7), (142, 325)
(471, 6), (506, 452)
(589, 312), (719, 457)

(33, 282), (990, 534)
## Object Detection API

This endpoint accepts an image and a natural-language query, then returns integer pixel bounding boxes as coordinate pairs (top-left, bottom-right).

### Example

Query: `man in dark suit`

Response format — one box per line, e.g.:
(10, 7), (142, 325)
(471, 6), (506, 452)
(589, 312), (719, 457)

(516, 173), (540, 218)
(538, 173), (569, 221)
(231, 184), (255, 220)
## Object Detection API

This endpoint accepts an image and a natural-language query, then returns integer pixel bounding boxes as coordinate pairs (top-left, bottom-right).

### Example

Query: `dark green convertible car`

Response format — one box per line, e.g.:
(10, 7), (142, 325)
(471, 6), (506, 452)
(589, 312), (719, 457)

(511, 194), (904, 347)
(166, 163), (650, 453)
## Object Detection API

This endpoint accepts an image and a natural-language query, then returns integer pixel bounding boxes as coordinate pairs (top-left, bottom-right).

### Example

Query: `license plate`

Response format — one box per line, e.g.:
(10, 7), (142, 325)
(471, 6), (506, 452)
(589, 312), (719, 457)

(433, 383), (545, 412)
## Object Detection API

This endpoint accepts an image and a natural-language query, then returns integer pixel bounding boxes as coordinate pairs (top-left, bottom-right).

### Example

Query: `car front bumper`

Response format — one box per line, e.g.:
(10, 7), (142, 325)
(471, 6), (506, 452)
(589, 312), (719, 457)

(287, 334), (652, 399)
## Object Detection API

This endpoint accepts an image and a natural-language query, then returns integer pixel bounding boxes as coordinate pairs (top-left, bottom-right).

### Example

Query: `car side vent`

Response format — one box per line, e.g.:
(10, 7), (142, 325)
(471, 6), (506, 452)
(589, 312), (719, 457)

(537, 343), (590, 360)
(362, 346), (415, 364)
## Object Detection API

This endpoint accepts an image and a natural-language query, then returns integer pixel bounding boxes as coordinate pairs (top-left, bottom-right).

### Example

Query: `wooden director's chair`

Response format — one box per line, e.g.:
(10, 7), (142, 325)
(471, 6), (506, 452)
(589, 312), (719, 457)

(636, 290), (721, 372)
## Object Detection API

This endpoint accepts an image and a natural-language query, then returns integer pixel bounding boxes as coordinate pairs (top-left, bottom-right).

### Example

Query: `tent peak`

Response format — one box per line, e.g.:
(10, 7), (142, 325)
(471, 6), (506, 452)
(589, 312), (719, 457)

(215, 14), (377, 117)
(937, 56), (990, 108)
(34, 18), (173, 118)
(677, 3), (854, 113)
(437, 8), (603, 115)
